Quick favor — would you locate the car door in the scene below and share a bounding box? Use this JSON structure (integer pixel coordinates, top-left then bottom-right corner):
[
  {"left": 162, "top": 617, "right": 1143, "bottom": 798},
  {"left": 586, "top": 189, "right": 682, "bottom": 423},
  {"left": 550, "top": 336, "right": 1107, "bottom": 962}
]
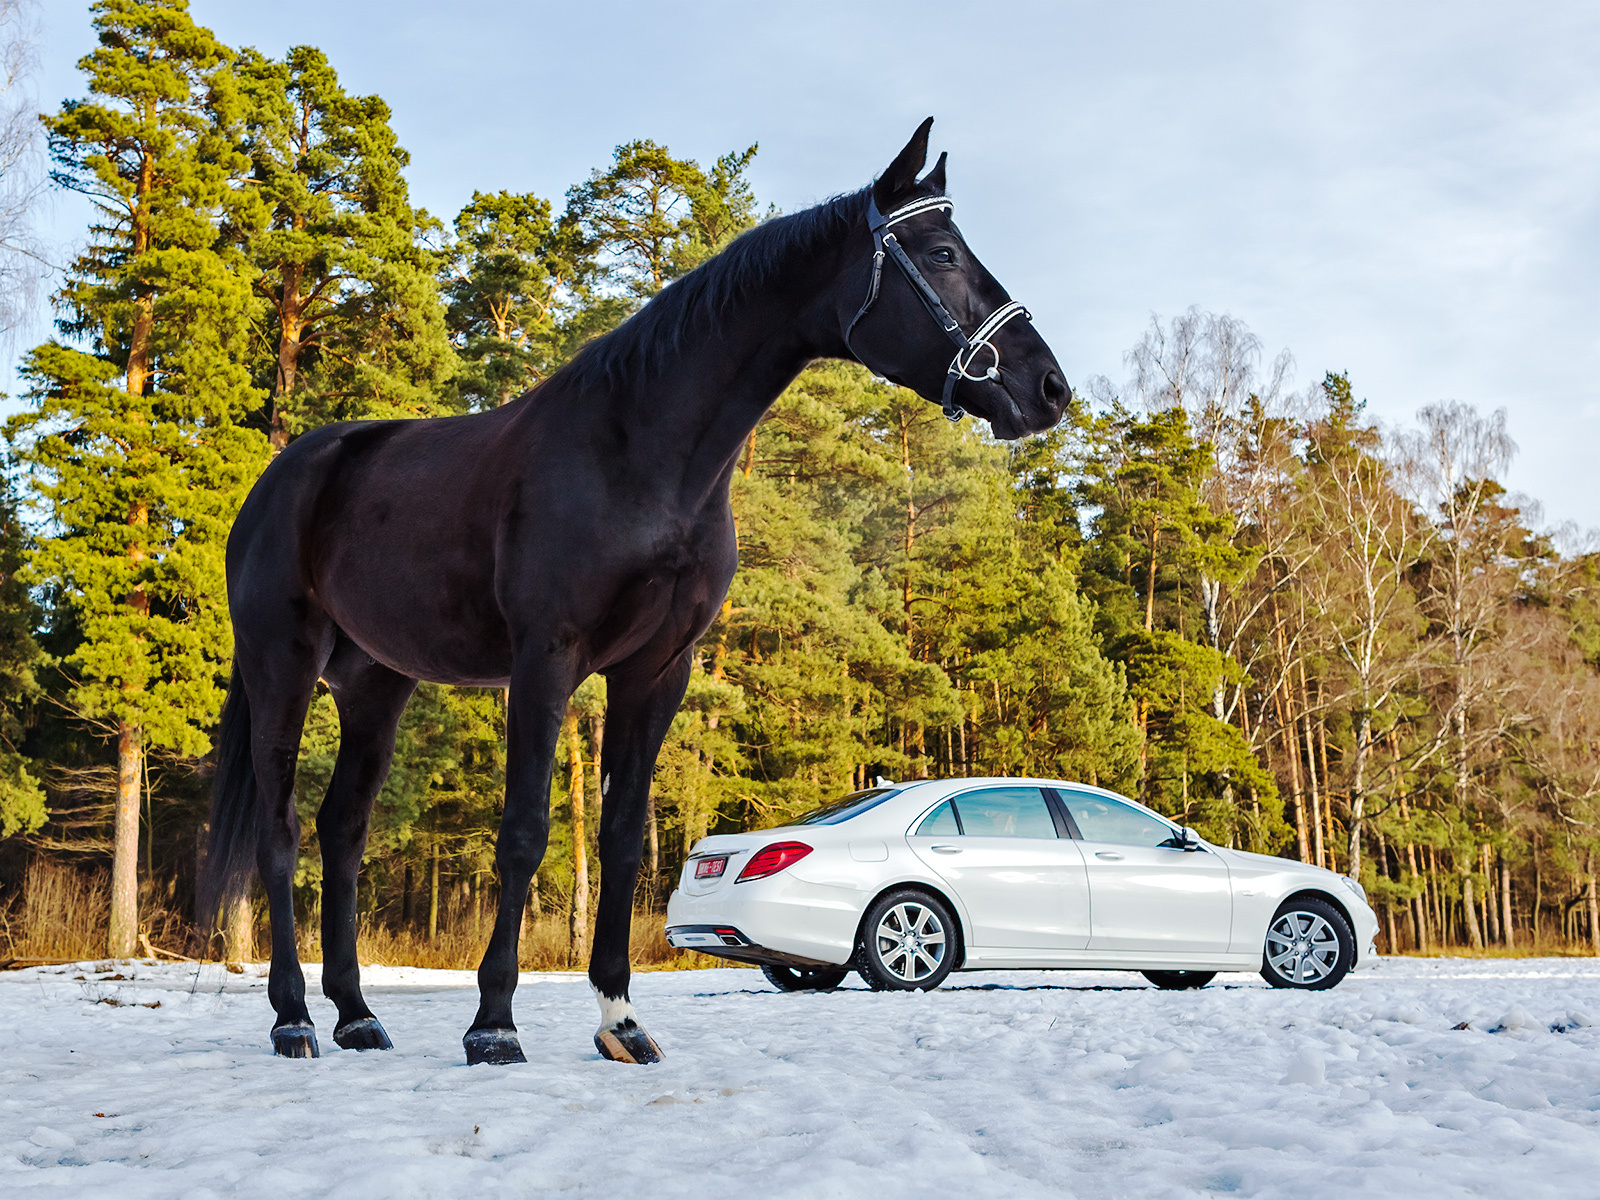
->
[
  {"left": 1053, "top": 788, "right": 1233, "bottom": 954},
  {"left": 907, "top": 786, "right": 1090, "bottom": 951}
]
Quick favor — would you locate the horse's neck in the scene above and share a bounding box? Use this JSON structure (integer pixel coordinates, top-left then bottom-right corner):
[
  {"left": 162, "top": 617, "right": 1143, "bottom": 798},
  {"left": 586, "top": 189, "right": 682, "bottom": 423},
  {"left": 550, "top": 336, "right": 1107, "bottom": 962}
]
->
[{"left": 608, "top": 248, "right": 852, "bottom": 508}]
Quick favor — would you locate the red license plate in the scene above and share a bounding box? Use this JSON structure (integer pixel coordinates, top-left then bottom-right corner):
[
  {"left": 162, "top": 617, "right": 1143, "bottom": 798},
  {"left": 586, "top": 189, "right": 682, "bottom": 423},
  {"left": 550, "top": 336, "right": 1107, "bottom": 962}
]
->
[{"left": 694, "top": 856, "right": 728, "bottom": 879}]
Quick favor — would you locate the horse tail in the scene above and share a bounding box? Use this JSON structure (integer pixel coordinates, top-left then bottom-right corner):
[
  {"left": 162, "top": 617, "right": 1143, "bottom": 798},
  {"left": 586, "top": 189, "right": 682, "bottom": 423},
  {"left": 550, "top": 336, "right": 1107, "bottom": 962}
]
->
[{"left": 198, "top": 665, "right": 258, "bottom": 933}]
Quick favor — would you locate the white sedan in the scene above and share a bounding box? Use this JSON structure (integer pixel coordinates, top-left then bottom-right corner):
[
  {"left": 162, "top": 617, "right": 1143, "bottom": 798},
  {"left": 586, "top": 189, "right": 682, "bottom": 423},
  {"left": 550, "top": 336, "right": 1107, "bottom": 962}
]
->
[{"left": 666, "top": 778, "right": 1378, "bottom": 992}]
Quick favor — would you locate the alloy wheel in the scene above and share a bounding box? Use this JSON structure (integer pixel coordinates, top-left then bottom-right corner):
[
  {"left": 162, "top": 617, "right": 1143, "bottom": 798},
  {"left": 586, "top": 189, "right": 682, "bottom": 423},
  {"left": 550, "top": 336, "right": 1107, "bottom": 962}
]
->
[
  {"left": 1265, "top": 909, "right": 1341, "bottom": 985},
  {"left": 874, "top": 901, "right": 947, "bottom": 984}
]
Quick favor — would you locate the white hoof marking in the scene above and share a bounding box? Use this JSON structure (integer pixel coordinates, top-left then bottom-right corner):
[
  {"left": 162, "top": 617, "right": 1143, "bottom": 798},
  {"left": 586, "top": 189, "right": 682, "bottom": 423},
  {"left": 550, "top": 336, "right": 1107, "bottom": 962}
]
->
[{"left": 591, "top": 983, "right": 639, "bottom": 1034}]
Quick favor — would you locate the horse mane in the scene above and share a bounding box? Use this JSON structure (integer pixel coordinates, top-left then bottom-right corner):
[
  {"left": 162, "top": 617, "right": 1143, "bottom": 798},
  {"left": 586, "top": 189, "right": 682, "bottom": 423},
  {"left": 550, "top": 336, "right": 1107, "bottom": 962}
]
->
[{"left": 554, "top": 187, "right": 872, "bottom": 395}]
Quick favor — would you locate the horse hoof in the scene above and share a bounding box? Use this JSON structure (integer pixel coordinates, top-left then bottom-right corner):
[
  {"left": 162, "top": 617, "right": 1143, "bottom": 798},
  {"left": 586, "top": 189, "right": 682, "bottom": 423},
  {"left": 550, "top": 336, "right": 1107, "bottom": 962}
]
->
[
  {"left": 334, "top": 1016, "right": 393, "bottom": 1051},
  {"left": 463, "top": 1028, "right": 526, "bottom": 1065},
  {"left": 271, "top": 1021, "right": 320, "bottom": 1059},
  {"left": 595, "top": 1019, "right": 663, "bottom": 1064}
]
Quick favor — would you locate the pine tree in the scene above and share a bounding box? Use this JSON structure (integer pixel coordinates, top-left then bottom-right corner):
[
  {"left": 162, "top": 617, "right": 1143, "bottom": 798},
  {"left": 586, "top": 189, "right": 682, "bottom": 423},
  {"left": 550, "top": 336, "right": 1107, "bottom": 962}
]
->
[
  {"left": 0, "top": 482, "right": 44, "bottom": 839},
  {"left": 443, "top": 189, "right": 596, "bottom": 410},
  {"left": 236, "top": 44, "right": 455, "bottom": 449},
  {"left": 9, "top": 0, "right": 267, "bottom": 954},
  {"left": 566, "top": 139, "right": 759, "bottom": 303}
]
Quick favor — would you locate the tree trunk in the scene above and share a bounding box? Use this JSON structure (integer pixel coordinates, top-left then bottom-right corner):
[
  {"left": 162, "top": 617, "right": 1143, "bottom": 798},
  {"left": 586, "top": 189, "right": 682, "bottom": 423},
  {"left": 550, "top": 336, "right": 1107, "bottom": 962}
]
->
[
  {"left": 428, "top": 841, "right": 440, "bottom": 940},
  {"left": 1318, "top": 727, "right": 1337, "bottom": 871},
  {"left": 1482, "top": 844, "right": 1501, "bottom": 944},
  {"left": 645, "top": 798, "right": 659, "bottom": 894},
  {"left": 901, "top": 413, "right": 917, "bottom": 656},
  {"left": 1275, "top": 686, "right": 1309, "bottom": 863},
  {"left": 109, "top": 721, "right": 142, "bottom": 957},
  {"left": 225, "top": 895, "right": 253, "bottom": 962},
  {"left": 270, "top": 263, "right": 303, "bottom": 455},
  {"left": 113, "top": 169, "right": 154, "bottom": 956},
  {"left": 1587, "top": 869, "right": 1599, "bottom": 954},
  {"left": 1406, "top": 841, "right": 1427, "bottom": 953},
  {"left": 1462, "top": 872, "right": 1483, "bottom": 949},
  {"left": 113, "top": 286, "right": 152, "bottom": 959},
  {"left": 566, "top": 709, "right": 589, "bottom": 963},
  {"left": 1301, "top": 711, "right": 1324, "bottom": 870},
  {"left": 1144, "top": 517, "right": 1159, "bottom": 633},
  {"left": 1499, "top": 858, "right": 1514, "bottom": 951},
  {"left": 1345, "top": 711, "right": 1371, "bottom": 879}
]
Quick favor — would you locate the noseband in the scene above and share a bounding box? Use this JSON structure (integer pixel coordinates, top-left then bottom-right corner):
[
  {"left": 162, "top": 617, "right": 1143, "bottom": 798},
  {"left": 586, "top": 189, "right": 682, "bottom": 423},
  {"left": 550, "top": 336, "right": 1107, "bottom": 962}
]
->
[{"left": 843, "top": 194, "right": 1032, "bottom": 422}]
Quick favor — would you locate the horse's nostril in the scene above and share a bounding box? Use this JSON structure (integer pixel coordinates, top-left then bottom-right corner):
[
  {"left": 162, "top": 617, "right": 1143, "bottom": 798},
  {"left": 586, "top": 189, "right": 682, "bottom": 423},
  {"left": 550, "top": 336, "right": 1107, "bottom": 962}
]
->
[{"left": 1041, "top": 370, "right": 1070, "bottom": 406}]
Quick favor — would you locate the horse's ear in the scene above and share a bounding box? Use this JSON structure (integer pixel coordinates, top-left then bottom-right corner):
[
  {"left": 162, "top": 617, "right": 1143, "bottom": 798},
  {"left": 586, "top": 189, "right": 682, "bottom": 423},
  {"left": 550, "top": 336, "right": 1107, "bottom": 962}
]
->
[
  {"left": 919, "top": 151, "right": 947, "bottom": 195},
  {"left": 873, "top": 117, "right": 933, "bottom": 209}
]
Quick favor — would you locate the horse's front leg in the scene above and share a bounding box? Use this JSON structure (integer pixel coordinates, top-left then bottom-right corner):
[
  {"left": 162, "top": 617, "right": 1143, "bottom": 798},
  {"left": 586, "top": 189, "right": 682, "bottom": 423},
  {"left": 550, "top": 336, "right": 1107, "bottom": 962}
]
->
[
  {"left": 590, "top": 651, "right": 694, "bottom": 1065},
  {"left": 464, "top": 647, "right": 576, "bottom": 1065}
]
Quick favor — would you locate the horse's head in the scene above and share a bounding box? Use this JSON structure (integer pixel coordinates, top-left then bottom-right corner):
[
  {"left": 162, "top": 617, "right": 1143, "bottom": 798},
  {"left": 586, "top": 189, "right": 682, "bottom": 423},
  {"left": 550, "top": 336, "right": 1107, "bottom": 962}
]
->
[{"left": 839, "top": 118, "right": 1070, "bottom": 440}]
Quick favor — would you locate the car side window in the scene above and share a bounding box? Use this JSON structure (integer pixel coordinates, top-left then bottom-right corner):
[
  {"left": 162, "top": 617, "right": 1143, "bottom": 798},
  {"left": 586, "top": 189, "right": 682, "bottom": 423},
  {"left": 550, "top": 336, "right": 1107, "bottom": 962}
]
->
[
  {"left": 1059, "top": 790, "right": 1176, "bottom": 847},
  {"left": 951, "top": 787, "right": 1058, "bottom": 839},
  {"left": 914, "top": 801, "right": 960, "bottom": 836}
]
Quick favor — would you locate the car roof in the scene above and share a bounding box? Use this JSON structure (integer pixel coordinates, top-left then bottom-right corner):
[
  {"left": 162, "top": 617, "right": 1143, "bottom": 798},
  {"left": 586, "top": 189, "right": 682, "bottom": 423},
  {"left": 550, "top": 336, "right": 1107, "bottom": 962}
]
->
[{"left": 807, "top": 777, "right": 1182, "bottom": 833}]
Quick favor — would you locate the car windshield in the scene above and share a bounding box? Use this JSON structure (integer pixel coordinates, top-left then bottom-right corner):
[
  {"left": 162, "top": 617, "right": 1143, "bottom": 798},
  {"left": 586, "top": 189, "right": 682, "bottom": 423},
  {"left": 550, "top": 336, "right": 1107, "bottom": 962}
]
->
[{"left": 790, "top": 788, "right": 901, "bottom": 826}]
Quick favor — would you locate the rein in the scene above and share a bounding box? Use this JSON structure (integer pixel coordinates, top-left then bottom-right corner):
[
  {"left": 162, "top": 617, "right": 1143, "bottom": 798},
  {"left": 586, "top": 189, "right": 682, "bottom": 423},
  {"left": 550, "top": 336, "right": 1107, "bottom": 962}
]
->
[{"left": 843, "top": 194, "right": 1032, "bottom": 422}]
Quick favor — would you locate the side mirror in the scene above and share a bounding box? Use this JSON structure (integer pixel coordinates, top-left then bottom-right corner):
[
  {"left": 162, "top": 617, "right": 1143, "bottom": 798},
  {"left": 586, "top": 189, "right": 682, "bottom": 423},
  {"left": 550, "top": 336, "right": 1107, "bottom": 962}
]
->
[{"left": 1162, "top": 826, "right": 1205, "bottom": 851}]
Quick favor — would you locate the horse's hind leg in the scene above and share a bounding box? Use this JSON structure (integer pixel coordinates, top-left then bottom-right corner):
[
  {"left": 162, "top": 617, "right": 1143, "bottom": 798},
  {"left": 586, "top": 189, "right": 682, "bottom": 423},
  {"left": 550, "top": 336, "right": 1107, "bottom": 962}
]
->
[
  {"left": 240, "top": 628, "right": 333, "bottom": 1058},
  {"left": 317, "top": 637, "right": 417, "bottom": 1050}
]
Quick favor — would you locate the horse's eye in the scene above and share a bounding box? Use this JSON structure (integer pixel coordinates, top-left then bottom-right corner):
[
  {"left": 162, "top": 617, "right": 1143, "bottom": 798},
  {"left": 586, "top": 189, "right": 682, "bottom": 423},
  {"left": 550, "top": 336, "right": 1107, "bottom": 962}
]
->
[{"left": 929, "top": 247, "right": 956, "bottom": 265}]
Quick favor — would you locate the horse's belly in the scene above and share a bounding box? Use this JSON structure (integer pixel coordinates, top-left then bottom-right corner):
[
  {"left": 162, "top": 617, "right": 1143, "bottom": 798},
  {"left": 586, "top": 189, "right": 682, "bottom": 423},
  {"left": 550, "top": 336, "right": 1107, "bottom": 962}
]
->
[{"left": 315, "top": 550, "right": 514, "bottom": 686}]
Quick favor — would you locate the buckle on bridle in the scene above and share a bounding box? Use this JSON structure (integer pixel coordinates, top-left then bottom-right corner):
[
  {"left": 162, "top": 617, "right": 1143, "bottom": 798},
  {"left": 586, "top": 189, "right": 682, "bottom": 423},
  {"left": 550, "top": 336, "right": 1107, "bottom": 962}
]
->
[{"left": 843, "top": 194, "right": 1031, "bottom": 425}]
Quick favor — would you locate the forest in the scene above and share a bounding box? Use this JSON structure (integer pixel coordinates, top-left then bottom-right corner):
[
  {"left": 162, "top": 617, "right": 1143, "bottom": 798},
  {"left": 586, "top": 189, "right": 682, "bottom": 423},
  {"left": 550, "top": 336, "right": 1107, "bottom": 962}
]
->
[{"left": 2, "top": 0, "right": 1598, "bottom": 969}]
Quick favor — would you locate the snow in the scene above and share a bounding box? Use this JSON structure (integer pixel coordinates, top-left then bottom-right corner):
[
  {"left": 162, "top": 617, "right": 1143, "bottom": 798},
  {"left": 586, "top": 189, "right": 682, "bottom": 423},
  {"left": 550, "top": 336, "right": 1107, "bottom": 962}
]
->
[{"left": 3, "top": 956, "right": 1600, "bottom": 1198}]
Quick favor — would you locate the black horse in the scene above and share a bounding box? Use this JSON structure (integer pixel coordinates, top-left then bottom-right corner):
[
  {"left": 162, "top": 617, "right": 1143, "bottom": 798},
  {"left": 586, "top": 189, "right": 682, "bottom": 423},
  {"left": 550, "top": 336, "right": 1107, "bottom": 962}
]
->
[{"left": 201, "top": 119, "right": 1070, "bottom": 1065}]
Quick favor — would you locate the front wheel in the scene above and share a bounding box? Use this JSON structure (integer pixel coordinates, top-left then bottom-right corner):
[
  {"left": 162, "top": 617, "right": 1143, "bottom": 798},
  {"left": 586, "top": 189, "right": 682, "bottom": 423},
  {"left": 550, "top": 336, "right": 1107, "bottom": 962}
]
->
[
  {"left": 761, "top": 964, "right": 850, "bottom": 992},
  {"left": 855, "top": 889, "right": 958, "bottom": 991},
  {"left": 1141, "top": 970, "right": 1215, "bottom": 990},
  {"left": 1260, "top": 897, "right": 1354, "bottom": 990}
]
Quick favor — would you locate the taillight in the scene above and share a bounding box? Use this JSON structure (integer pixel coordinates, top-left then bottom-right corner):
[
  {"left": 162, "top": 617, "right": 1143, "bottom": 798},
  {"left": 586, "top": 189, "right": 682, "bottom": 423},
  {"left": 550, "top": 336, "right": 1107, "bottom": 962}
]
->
[{"left": 736, "top": 840, "right": 813, "bottom": 882}]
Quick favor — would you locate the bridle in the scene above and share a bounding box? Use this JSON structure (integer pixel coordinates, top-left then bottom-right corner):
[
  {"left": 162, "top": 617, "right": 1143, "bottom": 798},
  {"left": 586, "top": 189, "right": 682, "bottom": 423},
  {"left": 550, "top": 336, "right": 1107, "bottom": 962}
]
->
[{"left": 843, "top": 193, "right": 1032, "bottom": 422}]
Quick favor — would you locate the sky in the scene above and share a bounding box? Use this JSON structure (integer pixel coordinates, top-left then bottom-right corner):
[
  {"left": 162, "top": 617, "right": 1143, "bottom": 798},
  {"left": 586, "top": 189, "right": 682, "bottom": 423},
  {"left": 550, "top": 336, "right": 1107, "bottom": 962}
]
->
[{"left": 21, "top": 0, "right": 1600, "bottom": 530}]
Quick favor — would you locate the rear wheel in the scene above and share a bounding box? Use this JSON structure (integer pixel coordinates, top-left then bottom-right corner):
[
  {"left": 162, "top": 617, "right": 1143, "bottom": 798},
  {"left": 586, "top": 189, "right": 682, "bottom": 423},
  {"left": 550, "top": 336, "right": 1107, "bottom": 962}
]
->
[
  {"left": 1141, "top": 970, "right": 1215, "bottom": 990},
  {"left": 760, "top": 964, "right": 849, "bottom": 992},
  {"left": 1260, "top": 897, "right": 1354, "bottom": 990},
  {"left": 854, "top": 889, "right": 958, "bottom": 992}
]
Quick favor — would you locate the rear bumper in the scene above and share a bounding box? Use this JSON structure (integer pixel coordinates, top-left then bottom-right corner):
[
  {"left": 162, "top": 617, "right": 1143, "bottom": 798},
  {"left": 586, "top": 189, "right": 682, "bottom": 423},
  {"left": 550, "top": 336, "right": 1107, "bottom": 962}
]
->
[
  {"left": 665, "top": 924, "right": 840, "bottom": 969},
  {"left": 665, "top": 879, "right": 862, "bottom": 966}
]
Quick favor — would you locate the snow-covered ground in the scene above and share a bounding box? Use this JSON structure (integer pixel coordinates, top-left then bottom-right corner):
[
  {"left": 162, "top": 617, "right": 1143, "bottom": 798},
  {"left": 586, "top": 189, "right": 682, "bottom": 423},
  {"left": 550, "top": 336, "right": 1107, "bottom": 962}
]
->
[{"left": 2, "top": 957, "right": 1598, "bottom": 1198}]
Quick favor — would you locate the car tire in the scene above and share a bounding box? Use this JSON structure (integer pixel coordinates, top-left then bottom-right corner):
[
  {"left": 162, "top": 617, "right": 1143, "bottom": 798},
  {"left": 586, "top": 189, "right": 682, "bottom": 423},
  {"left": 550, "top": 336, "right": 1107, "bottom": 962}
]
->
[
  {"left": 761, "top": 964, "right": 850, "bottom": 992},
  {"left": 854, "top": 889, "right": 958, "bottom": 992},
  {"left": 1260, "top": 896, "right": 1354, "bottom": 990},
  {"left": 1141, "top": 970, "right": 1215, "bottom": 990}
]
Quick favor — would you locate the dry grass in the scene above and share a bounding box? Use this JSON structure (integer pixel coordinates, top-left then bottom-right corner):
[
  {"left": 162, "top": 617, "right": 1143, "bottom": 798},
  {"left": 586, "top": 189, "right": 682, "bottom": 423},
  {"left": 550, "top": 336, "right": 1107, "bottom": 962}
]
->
[
  {"left": 1391, "top": 937, "right": 1600, "bottom": 960},
  {"left": 0, "top": 858, "right": 739, "bottom": 971},
  {"left": 1, "top": 859, "right": 109, "bottom": 961},
  {"left": 298, "top": 908, "right": 740, "bottom": 973}
]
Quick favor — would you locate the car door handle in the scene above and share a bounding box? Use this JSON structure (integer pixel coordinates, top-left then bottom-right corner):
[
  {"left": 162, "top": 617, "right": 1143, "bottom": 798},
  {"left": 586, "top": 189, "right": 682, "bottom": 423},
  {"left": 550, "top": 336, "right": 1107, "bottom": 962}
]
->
[
  {"left": 1094, "top": 851, "right": 1125, "bottom": 861},
  {"left": 929, "top": 844, "right": 962, "bottom": 854}
]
